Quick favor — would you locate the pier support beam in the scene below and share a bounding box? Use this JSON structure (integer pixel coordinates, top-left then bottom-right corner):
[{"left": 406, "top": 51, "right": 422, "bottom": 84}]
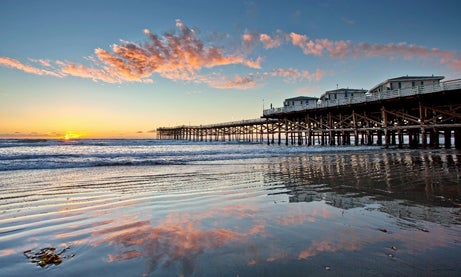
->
[
  {"left": 455, "top": 129, "right": 461, "bottom": 150},
  {"left": 444, "top": 129, "right": 452, "bottom": 148}
]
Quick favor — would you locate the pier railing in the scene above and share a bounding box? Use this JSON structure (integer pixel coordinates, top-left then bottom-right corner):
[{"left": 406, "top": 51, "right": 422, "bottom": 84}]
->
[
  {"left": 158, "top": 118, "right": 274, "bottom": 131},
  {"left": 263, "top": 79, "right": 461, "bottom": 116}
]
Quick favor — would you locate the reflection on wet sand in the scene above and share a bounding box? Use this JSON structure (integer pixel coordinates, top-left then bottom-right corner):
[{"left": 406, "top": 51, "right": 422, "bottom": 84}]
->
[
  {"left": 90, "top": 203, "right": 270, "bottom": 276},
  {"left": 264, "top": 150, "right": 461, "bottom": 224},
  {"left": 108, "top": 224, "right": 243, "bottom": 275}
]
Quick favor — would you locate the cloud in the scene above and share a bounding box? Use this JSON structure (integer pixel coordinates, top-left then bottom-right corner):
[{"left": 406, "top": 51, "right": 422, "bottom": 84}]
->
[
  {"left": 57, "top": 20, "right": 254, "bottom": 84},
  {"left": 29, "top": 58, "right": 52, "bottom": 67},
  {"left": 242, "top": 31, "right": 283, "bottom": 50},
  {"left": 0, "top": 57, "right": 63, "bottom": 78},
  {"left": 259, "top": 31, "right": 284, "bottom": 49},
  {"left": 202, "top": 67, "right": 325, "bottom": 90},
  {"left": 249, "top": 30, "right": 461, "bottom": 72},
  {"left": 285, "top": 32, "right": 461, "bottom": 71},
  {"left": 341, "top": 17, "right": 355, "bottom": 25},
  {"left": 271, "top": 68, "right": 325, "bottom": 82},
  {"left": 296, "top": 86, "right": 321, "bottom": 96},
  {"left": 59, "top": 62, "right": 121, "bottom": 83},
  {"left": 206, "top": 74, "right": 258, "bottom": 89}
]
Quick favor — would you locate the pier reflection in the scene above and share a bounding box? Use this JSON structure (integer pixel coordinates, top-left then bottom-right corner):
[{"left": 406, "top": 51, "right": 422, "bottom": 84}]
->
[{"left": 263, "top": 149, "right": 461, "bottom": 224}]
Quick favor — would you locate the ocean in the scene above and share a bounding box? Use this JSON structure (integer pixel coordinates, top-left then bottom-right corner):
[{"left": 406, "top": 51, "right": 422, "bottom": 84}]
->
[{"left": 0, "top": 139, "right": 460, "bottom": 276}]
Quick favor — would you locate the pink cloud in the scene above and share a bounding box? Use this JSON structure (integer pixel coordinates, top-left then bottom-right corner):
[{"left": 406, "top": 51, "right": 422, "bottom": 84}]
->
[
  {"left": 259, "top": 32, "right": 283, "bottom": 49},
  {"left": 0, "top": 57, "right": 63, "bottom": 78},
  {"left": 296, "top": 86, "right": 321, "bottom": 96},
  {"left": 203, "top": 66, "right": 325, "bottom": 90},
  {"left": 244, "top": 57, "right": 263, "bottom": 69},
  {"left": 29, "top": 58, "right": 52, "bottom": 67},
  {"left": 60, "top": 62, "right": 119, "bottom": 83},
  {"left": 289, "top": 32, "right": 308, "bottom": 47},
  {"left": 207, "top": 74, "right": 258, "bottom": 89},
  {"left": 242, "top": 33, "right": 258, "bottom": 51},
  {"left": 271, "top": 68, "right": 325, "bottom": 82},
  {"left": 298, "top": 239, "right": 360, "bottom": 259},
  {"left": 286, "top": 34, "right": 461, "bottom": 71}
]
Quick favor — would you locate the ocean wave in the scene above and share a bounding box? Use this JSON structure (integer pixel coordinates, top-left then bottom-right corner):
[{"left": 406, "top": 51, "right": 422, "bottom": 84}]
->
[{"left": 0, "top": 139, "right": 382, "bottom": 171}]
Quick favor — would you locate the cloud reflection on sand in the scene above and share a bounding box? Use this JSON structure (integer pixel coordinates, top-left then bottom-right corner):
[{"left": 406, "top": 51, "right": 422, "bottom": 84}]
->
[
  {"left": 95, "top": 218, "right": 248, "bottom": 276},
  {"left": 88, "top": 200, "right": 348, "bottom": 275},
  {"left": 87, "top": 197, "right": 460, "bottom": 277}
]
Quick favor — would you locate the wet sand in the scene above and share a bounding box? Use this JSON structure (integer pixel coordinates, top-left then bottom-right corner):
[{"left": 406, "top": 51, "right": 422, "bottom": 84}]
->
[{"left": 1, "top": 144, "right": 460, "bottom": 276}]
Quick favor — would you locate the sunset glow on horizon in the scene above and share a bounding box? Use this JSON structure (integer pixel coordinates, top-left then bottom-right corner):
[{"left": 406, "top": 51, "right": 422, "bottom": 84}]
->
[{"left": 1, "top": 0, "right": 460, "bottom": 139}]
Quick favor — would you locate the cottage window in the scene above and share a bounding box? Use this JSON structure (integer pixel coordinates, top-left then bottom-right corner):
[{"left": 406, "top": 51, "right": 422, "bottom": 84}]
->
[
  {"left": 412, "top": 81, "right": 415, "bottom": 87},
  {"left": 398, "top": 82, "right": 402, "bottom": 89}
]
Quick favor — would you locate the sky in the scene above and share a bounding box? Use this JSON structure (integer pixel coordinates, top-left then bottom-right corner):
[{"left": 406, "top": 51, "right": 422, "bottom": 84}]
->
[{"left": 1, "top": 0, "right": 460, "bottom": 139}]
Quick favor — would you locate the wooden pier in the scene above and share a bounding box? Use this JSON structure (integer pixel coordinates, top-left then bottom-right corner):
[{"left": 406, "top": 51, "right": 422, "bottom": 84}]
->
[{"left": 157, "top": 79, "right": 461, "bottom": 149}]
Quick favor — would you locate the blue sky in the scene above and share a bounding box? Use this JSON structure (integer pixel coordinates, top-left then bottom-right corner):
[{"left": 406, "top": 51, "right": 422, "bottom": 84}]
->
[{"left": 1, "top": 0, "right": 460, "bottom": 138}]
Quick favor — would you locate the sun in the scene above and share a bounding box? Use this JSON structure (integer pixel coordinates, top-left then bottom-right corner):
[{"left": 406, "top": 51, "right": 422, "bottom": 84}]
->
[{"left": 63, "top": 132, "right": 81, "bottom": 140}]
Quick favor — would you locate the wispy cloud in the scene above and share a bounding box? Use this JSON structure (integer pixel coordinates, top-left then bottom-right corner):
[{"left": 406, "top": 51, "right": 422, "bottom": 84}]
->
[
  {"left": 296, "top": 86, "right": 321, "bottom": 96},
  {"left": 0, "top": 57, "right": 63, "bottom": 78},
  {"left": 270, "top": 68, "right": 325, "bottom": 82},
  {"left": 283, "top": 31, "right": 461, "bottom": 71},
  {"left": 201, "top": 68, "right": 326, "bottom": 90},
  {"left": 28, "top": 58, "right": 52, "bottom": 67},
  {"left": 340, "top": 17, "right": 355, "bottom": 25},
  {"left": 244, "top": 29, "right": 461, "bottom": 72},
  {"left": 207, "top": 74, "right": 258, "bottom": 89}
]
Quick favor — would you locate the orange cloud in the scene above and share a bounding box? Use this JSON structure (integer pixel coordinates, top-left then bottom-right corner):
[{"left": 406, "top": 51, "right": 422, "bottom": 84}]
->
[
  {"left": 0, "top": 57, "right": 63, "bottom": 78},
  {"left": 57, "top": 20, "right": 252, "bottom": 84},
  {"left": 60, "top": 62, "right": 119, "bottom": 83}
]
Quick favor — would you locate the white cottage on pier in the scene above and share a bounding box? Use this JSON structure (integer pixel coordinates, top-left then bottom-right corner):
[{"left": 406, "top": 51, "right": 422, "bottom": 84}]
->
[
  {"left": 319, "top": 88, "right": 367, "bottom": 102},
  {"left": 368, "top": 75, "right": 444, "bottom": 94},
  {"left": 283, "top": 96, "right": 319, "bottom": 108}
]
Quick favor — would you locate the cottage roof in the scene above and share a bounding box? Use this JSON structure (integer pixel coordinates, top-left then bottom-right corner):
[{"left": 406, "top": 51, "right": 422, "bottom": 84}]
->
[
  {"left": 284, "top": 96, "right": 318, "bottom": 102},
  {"left": 388, "top": 76, "right": 444, "bottom": 82},
  {"left": 319, "top": 88, "right": 366, "bottom": 99},
  {"left": 324, "top": 88, "right": 366, "bottom": 94}
]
